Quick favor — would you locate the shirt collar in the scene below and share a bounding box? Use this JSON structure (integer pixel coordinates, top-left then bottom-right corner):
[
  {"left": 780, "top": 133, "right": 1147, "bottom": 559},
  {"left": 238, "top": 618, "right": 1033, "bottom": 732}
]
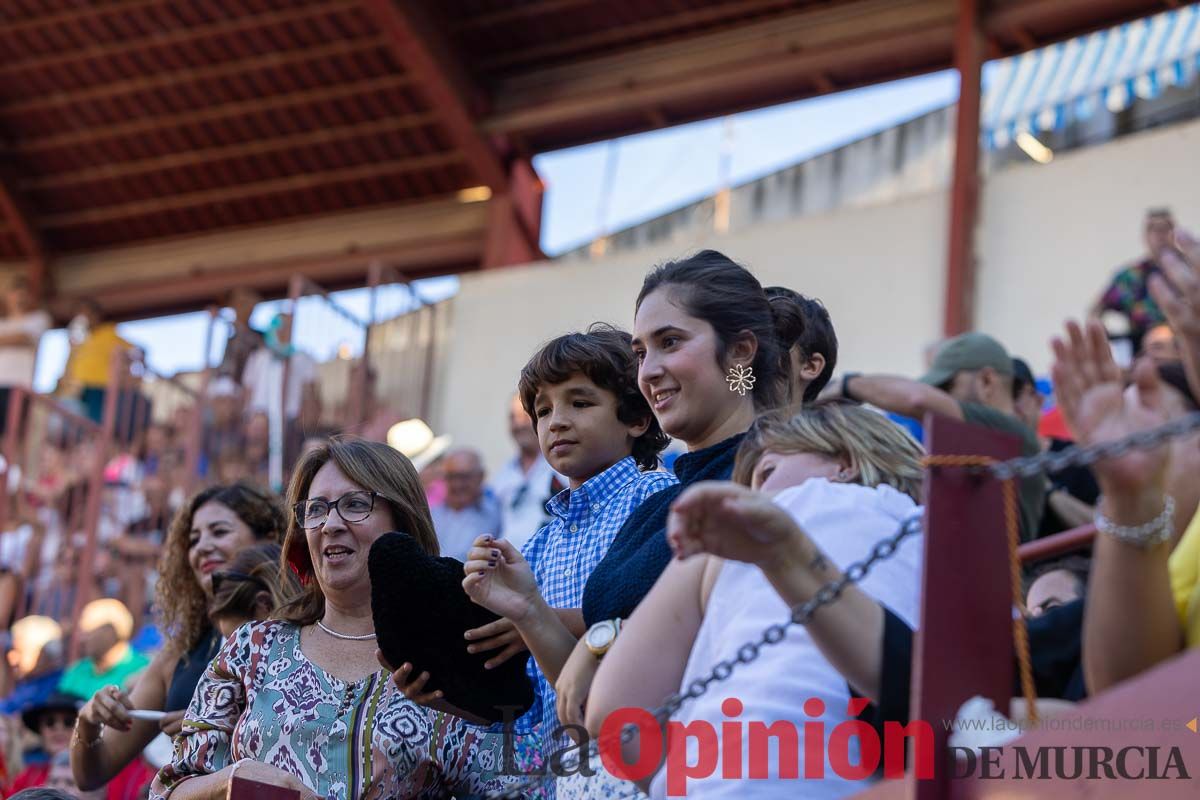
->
[{"left": 546, "top": 456, "right": 641, "bottom": 519}]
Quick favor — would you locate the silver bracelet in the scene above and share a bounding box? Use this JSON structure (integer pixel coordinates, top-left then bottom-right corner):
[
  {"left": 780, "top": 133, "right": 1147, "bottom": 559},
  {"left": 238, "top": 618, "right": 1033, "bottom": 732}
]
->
[{"left": 1094, "top": 495, "right": 1175, "bottom": 548}]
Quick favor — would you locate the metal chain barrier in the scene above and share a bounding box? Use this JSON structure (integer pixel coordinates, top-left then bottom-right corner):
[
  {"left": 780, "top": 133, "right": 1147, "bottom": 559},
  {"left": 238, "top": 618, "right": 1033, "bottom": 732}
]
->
[{"left": 486, "top": 410, "right": 1200, "bottom": 798}]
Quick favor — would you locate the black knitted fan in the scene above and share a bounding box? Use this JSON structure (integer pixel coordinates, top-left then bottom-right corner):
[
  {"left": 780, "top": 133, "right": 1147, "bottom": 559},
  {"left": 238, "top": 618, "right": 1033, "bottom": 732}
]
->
[{"left": 368, "top": 531, "right": 534, "bottom": 723}]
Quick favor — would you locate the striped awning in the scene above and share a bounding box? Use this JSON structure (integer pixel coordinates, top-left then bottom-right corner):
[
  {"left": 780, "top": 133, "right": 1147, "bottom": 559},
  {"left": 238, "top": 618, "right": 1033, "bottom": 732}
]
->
[{"left": 983, "top": 3, "right": 1200, "bottom": 148}]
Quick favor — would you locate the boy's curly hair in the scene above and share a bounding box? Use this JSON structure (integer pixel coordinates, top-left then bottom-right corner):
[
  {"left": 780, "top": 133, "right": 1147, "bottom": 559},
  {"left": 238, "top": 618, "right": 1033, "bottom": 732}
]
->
[{"left": 518, "top": 323, "right": 669, "bottom": 471}]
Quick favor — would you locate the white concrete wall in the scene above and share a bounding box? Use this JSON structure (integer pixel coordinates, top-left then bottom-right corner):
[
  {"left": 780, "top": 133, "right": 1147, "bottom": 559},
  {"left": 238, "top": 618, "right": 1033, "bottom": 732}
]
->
[
  {"left": 435, "top": 116, "right": 1200, "bottom": 476},
  {"left": 976, "top": 117, "right": 1200, "bottom": 374}
]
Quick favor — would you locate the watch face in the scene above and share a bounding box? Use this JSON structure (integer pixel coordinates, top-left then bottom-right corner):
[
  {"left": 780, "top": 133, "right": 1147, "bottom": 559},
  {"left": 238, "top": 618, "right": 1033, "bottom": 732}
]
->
[{"left": 586, "top": 623, "right": 614, "bottom": 650}]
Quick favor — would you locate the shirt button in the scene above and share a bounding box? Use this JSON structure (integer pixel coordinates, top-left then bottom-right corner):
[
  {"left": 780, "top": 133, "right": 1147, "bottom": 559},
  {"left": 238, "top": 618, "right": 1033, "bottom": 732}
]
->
[
  {"left": 564, "top": 569, "right": 573, "bottom": 576},
  {"left": 570, "top": 524, "right": 578, "bottom": 532},
  {"left": 592, "top": 503, "right": 601, "bottom": 511}
]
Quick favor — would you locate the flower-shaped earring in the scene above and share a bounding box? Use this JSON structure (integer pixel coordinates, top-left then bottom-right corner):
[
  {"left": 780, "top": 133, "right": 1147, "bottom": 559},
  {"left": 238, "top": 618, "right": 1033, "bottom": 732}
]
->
[{"left": 726, "top": 364, "right": 756, "bottom": 396}]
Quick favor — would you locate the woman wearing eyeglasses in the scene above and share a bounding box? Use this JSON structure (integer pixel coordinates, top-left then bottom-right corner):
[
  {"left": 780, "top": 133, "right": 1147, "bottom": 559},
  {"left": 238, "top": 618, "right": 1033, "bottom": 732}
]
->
[
  {"left": 71, "top": 484, "right": 285, "bottom": 794},
  {"left": 149, "top": 436, "right": 527, "bottom": 800}
]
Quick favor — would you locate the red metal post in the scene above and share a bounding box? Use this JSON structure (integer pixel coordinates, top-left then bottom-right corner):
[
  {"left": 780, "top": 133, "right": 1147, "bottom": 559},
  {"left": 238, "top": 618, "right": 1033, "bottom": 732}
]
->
[
  {"left": 911, "top": 414, "right": 1022, "bottom": 800},
  {"left": 943, "top": 0, "right": 984, "bottom": 336},
  {"left": 68, "top": 350, "right": 123, "bottom": 661},
  {"left": 0, "top": 387, "right": 26, "bottom": 534},
  {"left": 1017, "top": 523, "right": 1096, "bottom": 565},
  {"left": 181, "top": 306, "right": 220, "bottom": 489}
]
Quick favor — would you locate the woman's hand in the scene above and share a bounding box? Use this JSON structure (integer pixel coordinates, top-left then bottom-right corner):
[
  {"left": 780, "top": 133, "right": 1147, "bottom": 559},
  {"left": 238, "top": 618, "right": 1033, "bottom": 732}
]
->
[
  {"left": 667, "top": 481, "right": 814, "bottom": 568},
  {"left": 555, "top": 638, "right": 600, "bottom": 737},
  {"left": 159, "top": 710, "right": 185, "bottom": 738},
  {"left": 462, "top": 536, "right": 540, "bottom": 624},
  {"left": 375, "top": 652, "right": 493, "bottom": 725},
  {"left": 227, "top": 759, "right": 322, "bottom": 800},
  {"left": 377, "top": 654, "right": 444, "bottom": 706},
  {"left": 1050, "top": 320, "right": 1171, "bottom": 499},
  {"left": 79, "top": 684, "right": 134, "bottom": 733}
]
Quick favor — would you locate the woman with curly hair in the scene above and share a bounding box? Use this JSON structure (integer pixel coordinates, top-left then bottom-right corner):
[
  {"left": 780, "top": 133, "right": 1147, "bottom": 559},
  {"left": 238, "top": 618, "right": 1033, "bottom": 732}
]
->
[{"left": 69, "top": 484, "right": 285, "bottom": 793}]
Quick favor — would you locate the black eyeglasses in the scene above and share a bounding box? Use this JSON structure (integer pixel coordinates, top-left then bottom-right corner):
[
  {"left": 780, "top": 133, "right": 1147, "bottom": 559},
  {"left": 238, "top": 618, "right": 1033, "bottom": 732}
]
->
[
  {"left": 293, "top": 490, "right": 379, "bottom": 529},
  {"left": 211, "top": 570, "right": 265, "bottom": 596}
]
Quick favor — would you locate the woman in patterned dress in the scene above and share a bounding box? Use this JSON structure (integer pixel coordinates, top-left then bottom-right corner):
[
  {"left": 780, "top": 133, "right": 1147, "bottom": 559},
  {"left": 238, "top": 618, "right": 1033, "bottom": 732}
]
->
[{"left": 150, "top": 437, "right": 531, "bottom": 800}]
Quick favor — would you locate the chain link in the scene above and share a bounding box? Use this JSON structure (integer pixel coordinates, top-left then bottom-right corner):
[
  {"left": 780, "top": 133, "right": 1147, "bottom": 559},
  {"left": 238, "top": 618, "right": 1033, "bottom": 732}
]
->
[
  {"left": 487, "top": 412, "right": 1199, "bottom": 798},
  {"left": 988, "top": 410, "right": 1200, "bottom": 481}
]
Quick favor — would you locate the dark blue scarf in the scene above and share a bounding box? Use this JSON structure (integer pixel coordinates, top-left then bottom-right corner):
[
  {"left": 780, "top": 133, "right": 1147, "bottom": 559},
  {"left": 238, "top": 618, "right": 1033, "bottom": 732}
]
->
[{"left": 582, "top": 433, "right": 745, "bottom": 626}]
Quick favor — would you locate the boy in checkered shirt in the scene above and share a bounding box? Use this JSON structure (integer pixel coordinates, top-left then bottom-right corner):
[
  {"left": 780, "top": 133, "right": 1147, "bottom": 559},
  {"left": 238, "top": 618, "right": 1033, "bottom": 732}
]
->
[{"left": 462, "top": 323, "right": 677, "bottom": 762}]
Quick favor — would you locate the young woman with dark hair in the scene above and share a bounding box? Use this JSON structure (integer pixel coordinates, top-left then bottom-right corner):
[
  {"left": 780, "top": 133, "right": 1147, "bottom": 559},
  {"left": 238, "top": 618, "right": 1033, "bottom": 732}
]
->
[
  {"left": 765, "top": 286, "right": 839, "bottom": 405},
  {"left": 547, "top": 251, "right": 807, "bottom": 792}
]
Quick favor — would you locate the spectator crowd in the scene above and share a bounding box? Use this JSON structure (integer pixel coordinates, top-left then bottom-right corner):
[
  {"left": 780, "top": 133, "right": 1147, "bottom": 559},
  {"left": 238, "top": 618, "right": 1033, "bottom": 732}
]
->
[{"left": 0, "top": 205, "right": 1196, "bottom": 799}]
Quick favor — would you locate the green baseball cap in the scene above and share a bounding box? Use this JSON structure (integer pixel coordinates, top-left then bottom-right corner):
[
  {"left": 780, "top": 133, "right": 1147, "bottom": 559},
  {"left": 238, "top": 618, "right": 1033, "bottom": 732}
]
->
[{"left": 920, "top": 332, "right": 1013, "bottom": 387}]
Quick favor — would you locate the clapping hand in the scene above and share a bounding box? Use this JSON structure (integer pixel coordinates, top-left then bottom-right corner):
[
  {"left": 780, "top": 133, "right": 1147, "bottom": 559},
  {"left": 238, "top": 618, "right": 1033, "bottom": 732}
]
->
[
  {"left": 667, "top": 481, "right": 816, "bottom": 568},
  {"left": 1050, "top": 319, "right": 1170, "bottom": 498}
]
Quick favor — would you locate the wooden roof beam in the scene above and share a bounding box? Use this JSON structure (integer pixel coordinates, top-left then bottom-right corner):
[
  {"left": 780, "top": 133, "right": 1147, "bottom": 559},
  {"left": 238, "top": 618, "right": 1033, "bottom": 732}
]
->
[
  {"left": 22, "top": 114, "right": 441, "bottom": 191},
  {"left": 484, "top": 0, "right": 955, "bottom": 149},
  {"left": 479, "top": 0, "right": 817, "bottom": 72},
  {"left": 361, "top": 0, "right": 508, "bottom": 191},
  {"left": 8, "top": 75, "right": 415, "bottom": 155},
  {"left": 0, "top": 0, "right": 167, "bottom": 38},
  {"left": 39, "top": 152, "right": 464, "bottom": 229},
  {"left": 51, "top": 236, "right": 482, "bottom": 323},
  {"left": 481, "top": 0, "right": 1167, "bottom": 153},
  {"left": 0, "top": 0, "right": 363, "bottom": 80},
  {"left": 1, "top": 35, "right": 389, "bottom": 115},
  {"left": 453, "top": 0, "right": 595, "bottom": 31},
  {"left": 983, "top": 0, "right": 1168, "bottom": 41}
]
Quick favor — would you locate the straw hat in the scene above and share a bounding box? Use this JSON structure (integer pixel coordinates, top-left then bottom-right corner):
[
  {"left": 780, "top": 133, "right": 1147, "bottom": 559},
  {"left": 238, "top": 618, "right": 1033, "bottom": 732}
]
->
[{"left": 386, "top": 418, "right": 452, "bottom": 472}]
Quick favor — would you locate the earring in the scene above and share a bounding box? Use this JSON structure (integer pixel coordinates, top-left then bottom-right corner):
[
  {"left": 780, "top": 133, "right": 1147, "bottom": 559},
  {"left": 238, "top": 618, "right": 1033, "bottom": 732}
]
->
[{"left": 726, "top": 364, "right": 756, "bottom": 396}]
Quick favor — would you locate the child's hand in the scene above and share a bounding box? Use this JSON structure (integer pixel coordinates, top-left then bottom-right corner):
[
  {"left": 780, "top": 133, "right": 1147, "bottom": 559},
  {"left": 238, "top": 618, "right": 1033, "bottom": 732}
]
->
[{"left": 461, "top": 536, "right": 540, "bottom": 625}]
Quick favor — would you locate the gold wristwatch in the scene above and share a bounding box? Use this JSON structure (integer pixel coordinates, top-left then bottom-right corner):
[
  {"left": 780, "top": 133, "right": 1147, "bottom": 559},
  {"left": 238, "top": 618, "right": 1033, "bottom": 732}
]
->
[{"left": 584, "top": 618, "right": 621, "bottom": 657}]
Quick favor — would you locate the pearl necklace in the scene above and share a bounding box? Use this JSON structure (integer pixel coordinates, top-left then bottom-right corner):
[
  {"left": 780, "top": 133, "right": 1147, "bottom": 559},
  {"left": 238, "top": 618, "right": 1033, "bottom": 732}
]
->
[{"left": 316, "top": 620, "right": 377, "bottom": 641}]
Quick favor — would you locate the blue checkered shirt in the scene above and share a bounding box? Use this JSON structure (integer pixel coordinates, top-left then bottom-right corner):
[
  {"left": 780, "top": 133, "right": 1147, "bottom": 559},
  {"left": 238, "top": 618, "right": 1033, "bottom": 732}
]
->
[{"left": 517, "top": 456, "right": 677, "bottom": 753}]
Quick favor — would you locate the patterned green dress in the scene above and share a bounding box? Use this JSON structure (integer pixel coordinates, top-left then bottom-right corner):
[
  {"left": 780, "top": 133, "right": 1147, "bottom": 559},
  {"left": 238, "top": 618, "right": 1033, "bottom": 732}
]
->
[{"left": 150, "top": 620, "right": 540, "bottom": 799}]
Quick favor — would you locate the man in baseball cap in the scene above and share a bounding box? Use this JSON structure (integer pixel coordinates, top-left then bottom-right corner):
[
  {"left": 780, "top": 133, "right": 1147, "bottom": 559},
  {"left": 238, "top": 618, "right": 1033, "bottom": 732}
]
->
[
  {"left": 919, "top": 332, "right": 1014, "bottom": 396},
  {"left": 824, "top": 331, "right": 1043, "bottom": 539}
]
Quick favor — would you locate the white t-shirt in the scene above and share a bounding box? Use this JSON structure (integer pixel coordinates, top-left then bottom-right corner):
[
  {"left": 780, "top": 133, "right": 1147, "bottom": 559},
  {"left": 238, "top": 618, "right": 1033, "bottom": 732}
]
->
[
  {"left": 0, "top": 309, "right": 51, "bottom": 386},
  {"left": 648, "top": 479, "right": 925, "bottom": 800},
  {"left": 243, "top": 348, "right": 317, "bottom": 419}
]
